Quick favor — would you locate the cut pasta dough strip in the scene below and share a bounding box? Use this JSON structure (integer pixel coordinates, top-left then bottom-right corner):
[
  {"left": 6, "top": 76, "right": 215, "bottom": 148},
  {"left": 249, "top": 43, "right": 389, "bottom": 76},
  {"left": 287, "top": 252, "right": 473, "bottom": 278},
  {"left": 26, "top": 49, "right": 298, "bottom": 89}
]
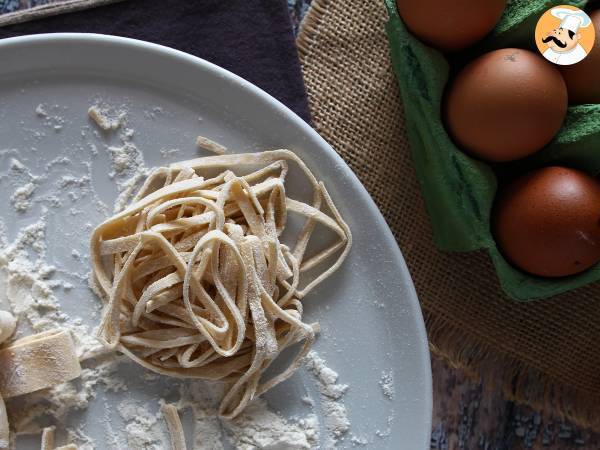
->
[
  {"left": 0, "top": 329, "right": 82, "bottom": 399},
  {"left": 161, "top": 404, "right": 187, "bottom": 450},
  {"left": 0, "top": 311, "right": 15, "bottom": 450},
  {"left": 90, "top": 150, "right": 351, "bottom": 419},
  {"left": 0, "top": 395, "right": 7, "bottom": 450},
  {"left": 40, "top": 426, "right": 55, "bottom": 450},
  {"left": 196, "top": 135, "right": 227, "bottom": 155}
]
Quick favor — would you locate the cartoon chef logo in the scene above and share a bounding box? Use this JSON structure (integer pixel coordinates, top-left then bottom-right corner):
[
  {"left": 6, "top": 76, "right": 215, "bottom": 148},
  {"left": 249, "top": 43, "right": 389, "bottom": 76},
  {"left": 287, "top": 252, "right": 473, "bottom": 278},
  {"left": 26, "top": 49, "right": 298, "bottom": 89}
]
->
[{"left": 536, "top": 6, "right": 595, "bottom": 65}]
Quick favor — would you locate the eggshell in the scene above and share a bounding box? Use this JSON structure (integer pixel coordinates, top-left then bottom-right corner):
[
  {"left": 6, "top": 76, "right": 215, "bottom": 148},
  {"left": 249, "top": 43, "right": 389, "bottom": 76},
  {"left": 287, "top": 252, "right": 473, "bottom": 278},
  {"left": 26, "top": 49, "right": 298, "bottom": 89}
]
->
[
  {"left": 559, "top": 10, "right": 600, "bottom": 104},
  {"left": 444, "top": 48, "right": 568, "bottom": 162},
  {"left": 494, "top": 167, "right": 600, "bottom": 277},
  {"left": 396, "top": 0, "right": 506, "bottom": 51}
]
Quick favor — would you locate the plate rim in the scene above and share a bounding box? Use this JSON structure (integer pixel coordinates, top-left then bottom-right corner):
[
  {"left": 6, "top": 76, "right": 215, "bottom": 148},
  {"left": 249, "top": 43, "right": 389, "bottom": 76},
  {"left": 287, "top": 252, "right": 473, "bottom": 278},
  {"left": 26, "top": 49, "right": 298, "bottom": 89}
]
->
[{"left": 0, "top": 32, "right": 432, "bottom": 447}]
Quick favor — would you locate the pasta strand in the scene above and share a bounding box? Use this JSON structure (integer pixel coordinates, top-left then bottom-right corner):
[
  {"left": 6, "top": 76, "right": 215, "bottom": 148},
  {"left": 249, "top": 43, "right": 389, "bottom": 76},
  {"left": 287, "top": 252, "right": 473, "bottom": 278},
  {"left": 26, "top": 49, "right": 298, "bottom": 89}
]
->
[{"left": 90, "top": 150, "right": 351, "bottom": 419}]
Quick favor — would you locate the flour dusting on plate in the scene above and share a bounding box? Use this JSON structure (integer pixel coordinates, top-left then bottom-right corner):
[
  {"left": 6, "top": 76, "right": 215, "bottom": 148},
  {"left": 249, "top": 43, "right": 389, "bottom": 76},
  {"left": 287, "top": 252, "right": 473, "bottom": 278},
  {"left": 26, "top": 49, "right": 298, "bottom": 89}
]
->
[{"left": 0, "top": 102, "right": 359, "bottom": 449}]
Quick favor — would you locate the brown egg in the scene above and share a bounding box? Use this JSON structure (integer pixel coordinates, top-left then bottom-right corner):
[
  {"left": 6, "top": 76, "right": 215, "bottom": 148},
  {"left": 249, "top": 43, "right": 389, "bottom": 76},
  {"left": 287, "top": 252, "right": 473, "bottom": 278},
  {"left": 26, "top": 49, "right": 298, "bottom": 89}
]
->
[
  {"left": 494, "top": 167, "right": 600, "bottom": 277},
  {"left": 559, "top": 10, "right": 600, "bottom": 104},
  {"left": 396, "top": 0, "right": 506, "bottom": 51},
  {"left": 445, "top": 49, "right": 568, "bottom": 162}
]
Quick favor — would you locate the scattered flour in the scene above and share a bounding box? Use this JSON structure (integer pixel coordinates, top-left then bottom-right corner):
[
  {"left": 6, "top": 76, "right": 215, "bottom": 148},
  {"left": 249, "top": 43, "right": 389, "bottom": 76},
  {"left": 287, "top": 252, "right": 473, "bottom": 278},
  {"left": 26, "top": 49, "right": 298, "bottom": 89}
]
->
[
  {"left": 176, "top": 382, "right": 225, "bottom": 450},
  {"left": 2, "top": 102, "right": 361, "bottom": 450},
  {"left": 34, "top": 104, "right": 67, "bottom": 131},
  {"left": 350, "top": 434, "right": 369, "bottom": 446},
  {"left": 112, "top": 169, "right": 149, "bottom": 214},
  {"left": 45, "top": 156, "right": 71, "bottom": 171},
  {"left": 58, "top": 174, "right": 91, "bottom": 189},
  {"left": 379, "top": 369, "right": 395, "bottom": 400},
  {"left": 160, "top": 148, "right": 181, "bottom": 159},
  {"left": 107, "top": 142, "right": 144, "bottom": 178},
  {"left": 102, "top": 401, "right": 122, "bottom": 449},
  {"left": 5, "top": 151, "right": 108, "bottom": 217},
  {"left": 35, "top": 104, "right": 47, "bottom": 118},
  {"left": 122, "top": 128, "right": 135, "bottom": 140},
  {"left": 118, "top": 398, "right": 169, "bottom": 450},
  {"left": 66, "top": 426, "right": 95, "bottom": 450},
  {"left": 143, "top": 106, "right": 165, "bottom": 120},
  {"left": 0, "top": 217, "right": 104, "bottom": 360},
  {"left": 89, "top": 143, "right": 99, "bottom": 157},
  {"left": 7, "top": 357, "right": 125, "bottom": 434},
  {"left": 373, "top": 299, "right": 385, "bottom": 309},
  {"left": 142, "top": 372, "right": 159, "bottom": 382},
  {"left": 304, "top": 351, "right": 351, "bottom": 447},
  {"left": 116, "top": 383, "right": 315, "bottom": 450},
  {"left": 10, "top": 158, "right": 26, "bottom": 172},
  {"left": 175, "top": 381, "right": 320, "bottom": 450},
  {"left": 375, "top": 411, "right": 396, "bottom": 439},
  {"left": 1, "top": 219, "right": 65, "bottom": 330},
  {"left": 10, "top": 182, "right": 36, "bottom": 212},
  {"left": 105, "top": 138, "right": 149, "bottom": 213},
  {"left": 225, "top": 399, "right": 319, "bottom": 450}
]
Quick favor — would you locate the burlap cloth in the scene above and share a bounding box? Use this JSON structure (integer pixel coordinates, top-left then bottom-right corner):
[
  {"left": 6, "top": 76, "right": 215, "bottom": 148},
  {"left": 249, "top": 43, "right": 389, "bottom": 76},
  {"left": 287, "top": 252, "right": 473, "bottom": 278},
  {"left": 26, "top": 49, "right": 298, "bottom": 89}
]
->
[{"left": 297, "top": 0, "right": 600, "bottom": 430}]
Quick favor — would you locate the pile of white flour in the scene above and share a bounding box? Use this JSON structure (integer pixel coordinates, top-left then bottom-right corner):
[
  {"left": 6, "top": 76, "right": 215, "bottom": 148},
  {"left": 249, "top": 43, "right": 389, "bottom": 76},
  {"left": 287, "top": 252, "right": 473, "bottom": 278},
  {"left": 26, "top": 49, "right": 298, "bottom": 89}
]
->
[{"left": 0, "top": 102, "right": 355, "bottom": 449}]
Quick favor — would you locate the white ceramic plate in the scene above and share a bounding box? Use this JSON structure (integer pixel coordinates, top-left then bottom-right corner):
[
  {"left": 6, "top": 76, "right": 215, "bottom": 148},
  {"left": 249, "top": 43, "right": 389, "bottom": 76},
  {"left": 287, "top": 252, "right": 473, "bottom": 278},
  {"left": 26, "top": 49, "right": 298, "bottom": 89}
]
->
[{"left": 0, "top": 34, "right": 431, "bottom": 449}]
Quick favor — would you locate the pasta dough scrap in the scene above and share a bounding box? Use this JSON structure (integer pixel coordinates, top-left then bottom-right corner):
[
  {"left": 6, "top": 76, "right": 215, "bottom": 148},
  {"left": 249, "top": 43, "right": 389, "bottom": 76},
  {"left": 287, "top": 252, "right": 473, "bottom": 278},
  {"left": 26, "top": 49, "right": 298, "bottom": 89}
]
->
[
  {"left": 0, "top": 329, "right": 82, "bottom": 399},
  {"left": 0, "top": 323, "right": 81, "bottom": 448},
  {"left": 196, "top": 136, "right": 227, "bottom": 155},
  {"left": 88, "top": 105, "right": 125, "bottom": 131},
  {"left": 40, "top": 426, "right": 55, "bottom": 450},
  {"left": 39, "top": 427, "right": 77, "bottom": 450},
  {"left": 0, "top": 395, "right": 7, "bottom": 449},
  {"left": 0, "top": 310, "right": 16, "bottom": 449},
  {"left": 161, "top": 404, "right": 186, "bottom": 450},
  {"left": 90, "top": 150, "right": 351, "bottom": 419}
]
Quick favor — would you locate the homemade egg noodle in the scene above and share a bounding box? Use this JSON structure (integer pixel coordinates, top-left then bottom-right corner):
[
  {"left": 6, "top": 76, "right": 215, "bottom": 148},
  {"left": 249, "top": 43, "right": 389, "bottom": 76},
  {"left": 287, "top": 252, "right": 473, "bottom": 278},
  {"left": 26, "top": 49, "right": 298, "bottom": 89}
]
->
[
  {"left": 90, "top": 150, "right": 352, "bottom": 419},
  {"left": 0, "top": 327, "right": 82, "bottom": 447}
]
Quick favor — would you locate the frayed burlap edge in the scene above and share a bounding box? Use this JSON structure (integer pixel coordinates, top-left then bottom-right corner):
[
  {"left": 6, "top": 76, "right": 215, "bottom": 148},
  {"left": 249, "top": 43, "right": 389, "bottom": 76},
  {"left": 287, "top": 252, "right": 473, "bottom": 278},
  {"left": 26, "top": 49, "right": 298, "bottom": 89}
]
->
[
  {"left": 0, "top": 0, "right": 125, "bottom": 27},
  {"left": 296, "top": 0, "right": 600, "bottom": 432},
  {"left": 427, "top": 313, "right": 600, "bottom": 430},
  {"left": 297, "top": 0, "right": 330, "bottom": 55}
]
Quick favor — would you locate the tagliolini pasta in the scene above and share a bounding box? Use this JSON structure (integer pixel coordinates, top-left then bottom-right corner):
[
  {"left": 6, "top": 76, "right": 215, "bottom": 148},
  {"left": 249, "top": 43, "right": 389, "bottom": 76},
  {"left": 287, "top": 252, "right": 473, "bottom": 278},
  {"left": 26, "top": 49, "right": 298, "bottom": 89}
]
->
[
  {"left": 90, "top": 150, "right": 351, "bottom": 419},
  {"left": 161, "top": 404, "right": 186, "bottom": 450}
]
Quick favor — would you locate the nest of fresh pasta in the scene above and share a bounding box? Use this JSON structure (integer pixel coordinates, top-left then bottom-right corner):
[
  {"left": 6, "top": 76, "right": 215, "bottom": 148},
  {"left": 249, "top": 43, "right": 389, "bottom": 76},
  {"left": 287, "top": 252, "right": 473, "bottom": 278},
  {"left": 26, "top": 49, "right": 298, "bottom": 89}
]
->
[{"left": 90, "top": 150, "right": 351, "bottom": 419}]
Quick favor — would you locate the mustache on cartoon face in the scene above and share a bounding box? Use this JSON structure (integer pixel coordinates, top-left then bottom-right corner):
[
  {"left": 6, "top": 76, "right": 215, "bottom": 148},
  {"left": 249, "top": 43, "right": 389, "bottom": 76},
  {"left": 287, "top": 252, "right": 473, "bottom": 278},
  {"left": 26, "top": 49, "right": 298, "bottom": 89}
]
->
[{"left": 542, "top": 35, "right": 567, "bottom": 48}]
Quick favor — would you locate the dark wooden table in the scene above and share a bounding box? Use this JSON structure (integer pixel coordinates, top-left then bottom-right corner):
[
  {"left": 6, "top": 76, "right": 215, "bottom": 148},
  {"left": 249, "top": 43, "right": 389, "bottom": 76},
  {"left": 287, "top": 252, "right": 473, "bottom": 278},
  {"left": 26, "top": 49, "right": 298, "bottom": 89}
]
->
[{"left": 431, "top": 356, "right": 600, "bottom": 449}]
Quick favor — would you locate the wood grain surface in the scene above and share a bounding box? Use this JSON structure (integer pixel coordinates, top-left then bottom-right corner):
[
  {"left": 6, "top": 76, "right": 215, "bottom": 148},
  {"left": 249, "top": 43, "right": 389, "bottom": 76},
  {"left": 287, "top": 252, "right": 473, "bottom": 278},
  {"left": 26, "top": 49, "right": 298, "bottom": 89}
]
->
[{"left": 431, "top": 356, "right": 600, "bottom": 449}]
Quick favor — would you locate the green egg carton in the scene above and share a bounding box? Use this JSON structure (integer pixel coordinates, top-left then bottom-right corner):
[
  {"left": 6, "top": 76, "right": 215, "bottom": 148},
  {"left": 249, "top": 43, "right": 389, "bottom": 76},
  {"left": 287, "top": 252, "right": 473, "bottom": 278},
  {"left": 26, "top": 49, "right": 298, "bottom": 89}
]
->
[{"left": 384, "top": 0, "right": 600, "bottom": 301}]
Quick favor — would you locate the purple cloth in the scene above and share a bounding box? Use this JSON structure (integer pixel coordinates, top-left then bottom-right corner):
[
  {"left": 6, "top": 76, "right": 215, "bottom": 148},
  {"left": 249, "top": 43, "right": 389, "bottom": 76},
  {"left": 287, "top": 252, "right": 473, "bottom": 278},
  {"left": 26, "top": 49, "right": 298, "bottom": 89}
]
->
[{"left": 0, "top": 0, "right": 311, "bottom": 122}]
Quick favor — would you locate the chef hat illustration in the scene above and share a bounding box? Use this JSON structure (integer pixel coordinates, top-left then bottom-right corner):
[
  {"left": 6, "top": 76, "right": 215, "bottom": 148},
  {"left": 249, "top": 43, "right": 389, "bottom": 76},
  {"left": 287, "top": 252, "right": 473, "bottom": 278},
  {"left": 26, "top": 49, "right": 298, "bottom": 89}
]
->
[{"left": 551, "top": 7, "right": 592, "bottom": 33}]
